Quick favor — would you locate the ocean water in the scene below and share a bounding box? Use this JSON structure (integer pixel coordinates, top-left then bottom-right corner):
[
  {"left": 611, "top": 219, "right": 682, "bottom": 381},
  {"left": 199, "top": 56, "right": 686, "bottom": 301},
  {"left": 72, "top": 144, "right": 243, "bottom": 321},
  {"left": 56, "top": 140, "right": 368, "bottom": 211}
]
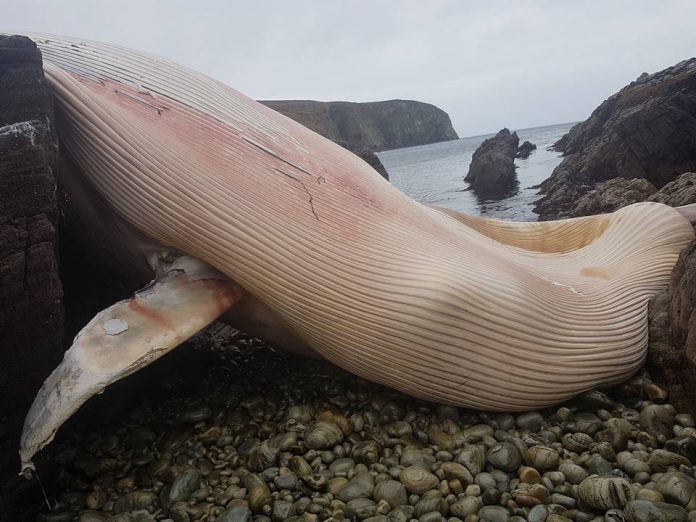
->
[{"left": 377, "top": 122, "right": 576, "bottom": 222}]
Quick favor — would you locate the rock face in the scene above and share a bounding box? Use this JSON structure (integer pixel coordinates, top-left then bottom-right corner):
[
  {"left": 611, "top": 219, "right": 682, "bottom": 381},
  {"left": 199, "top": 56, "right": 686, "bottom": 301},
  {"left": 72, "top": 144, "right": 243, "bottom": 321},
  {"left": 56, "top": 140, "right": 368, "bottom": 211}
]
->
[
  {"left": 0, "top": 35, "right": 63, "bottom": 406},
  {"left": 516, "top": 140, "right": 537, "bottom": 159},
  {"left": 260, "top": 99, "right": 458, "bottom": 152},
  {"left": 536, "top": 58, "right": 696, "bottom": 220},
  {"left": 648, "top": 240, "right": 696, "bottom": 415},
  {"left": 465, "top": 128, "right": 519, "bottom": 198},
  {"left": 0, "top": 34, "right": 64, "bottom": 520},
  {"left": 545, "top": 172, "right": 696, "bottom": 219}
]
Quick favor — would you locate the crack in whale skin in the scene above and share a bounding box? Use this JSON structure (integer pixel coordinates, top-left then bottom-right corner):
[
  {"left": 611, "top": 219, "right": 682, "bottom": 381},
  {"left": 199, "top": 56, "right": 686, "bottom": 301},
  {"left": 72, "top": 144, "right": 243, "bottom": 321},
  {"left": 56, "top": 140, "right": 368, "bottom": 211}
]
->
[{"left": 10, "top": 32, "right": 696, "bottom": 472}]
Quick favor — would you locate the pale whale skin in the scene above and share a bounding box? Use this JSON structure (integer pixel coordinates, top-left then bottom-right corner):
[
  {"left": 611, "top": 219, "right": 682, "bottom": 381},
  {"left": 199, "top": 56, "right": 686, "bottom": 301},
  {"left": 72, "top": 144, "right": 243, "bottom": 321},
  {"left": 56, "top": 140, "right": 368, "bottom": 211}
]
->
[{"left": 25, "top": 34, "right": 695, "bottom": 415}]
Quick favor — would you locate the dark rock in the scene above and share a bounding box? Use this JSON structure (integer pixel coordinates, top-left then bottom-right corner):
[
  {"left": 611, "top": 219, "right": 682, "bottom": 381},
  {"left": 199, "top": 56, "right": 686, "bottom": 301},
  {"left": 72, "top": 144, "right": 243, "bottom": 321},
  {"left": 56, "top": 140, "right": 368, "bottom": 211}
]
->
[
  {"left": 536, "top": 58, "right": 696, "bottom": 220},
  {"left": 647, "top": 240, "right": 696, "bottom": 415},
  {"left": 565, "top": 178, "right": 657, "bottom": 218},
  {"left": 649, "top": 172, "right": 696, "bottom": 206},
  {"left": 465, "top": 128, "right": 519, "bottom": 198},
  {"left": 0, "top": 34, "right": 64, "bottom": 521},
  {"left": 261, "top": 99, "right": 458, "bottom": 152},
  {"left": 356, "top": 149, "right": 389, "bottom": 180},
  {"left": 516, "top": 140, "right": 537, "bottom": 159},
  {"left": 0, "top": 34, "right": 63, "bottom": 405}
]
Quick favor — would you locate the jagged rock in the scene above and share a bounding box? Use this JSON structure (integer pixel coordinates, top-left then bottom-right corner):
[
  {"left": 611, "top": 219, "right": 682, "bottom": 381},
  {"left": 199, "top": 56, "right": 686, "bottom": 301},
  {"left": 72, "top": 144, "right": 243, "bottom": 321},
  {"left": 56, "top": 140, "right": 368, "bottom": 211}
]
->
[
  {"left": 649, "top": 172, "right": 696, "bottom": 206},
  {"left": 647, "top": 240, "right": 696, "bottom": 415},
  {"left": 516, "top": 140, "right": 537, "bottom": 159},
  {"left": 566, "top": 178, "right": 657, "bottom": 217},
  {"left": 536, "top": 58, "right": 696, "bottom": 220},
  {"left": 261, "top": 99, "right": 458, "bottom": 152},
  {"left": 465, "top": 128, "right": 519, "bottom": 198}
]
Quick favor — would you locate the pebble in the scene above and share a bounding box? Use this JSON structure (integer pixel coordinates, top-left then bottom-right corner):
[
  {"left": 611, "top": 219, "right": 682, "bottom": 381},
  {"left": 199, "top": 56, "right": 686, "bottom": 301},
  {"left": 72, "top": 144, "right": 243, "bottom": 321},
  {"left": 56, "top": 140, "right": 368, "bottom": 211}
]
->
[
  {"left": 577, "top": 476, "right": 635, "bottom": 509},
  {"left": 30, "top": 336, "right": 696, "bottom": 522},
  {"left": 400, "top": 467, "right": 440, "bottom": 495}
]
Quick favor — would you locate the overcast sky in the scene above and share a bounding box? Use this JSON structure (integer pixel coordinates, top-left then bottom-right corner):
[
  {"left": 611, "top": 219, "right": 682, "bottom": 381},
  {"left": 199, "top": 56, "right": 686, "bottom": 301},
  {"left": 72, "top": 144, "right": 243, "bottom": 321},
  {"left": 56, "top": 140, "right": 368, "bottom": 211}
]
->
[{"left": 4, "top": 1, "right": 695, "bottom": 137}]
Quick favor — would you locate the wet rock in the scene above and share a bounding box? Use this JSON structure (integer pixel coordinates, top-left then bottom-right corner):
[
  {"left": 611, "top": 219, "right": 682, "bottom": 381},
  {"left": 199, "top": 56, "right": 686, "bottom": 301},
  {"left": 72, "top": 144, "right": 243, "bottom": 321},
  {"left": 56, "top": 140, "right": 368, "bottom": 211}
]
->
[{"left": 465, "top": 128, "right": 519, "bottom": 198}]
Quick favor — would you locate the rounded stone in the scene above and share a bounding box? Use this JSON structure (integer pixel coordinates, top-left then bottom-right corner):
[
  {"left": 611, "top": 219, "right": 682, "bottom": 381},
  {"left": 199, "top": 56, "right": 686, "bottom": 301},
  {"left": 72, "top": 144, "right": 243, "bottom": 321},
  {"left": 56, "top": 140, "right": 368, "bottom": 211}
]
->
[
  {"left": 400, "top": 467, "right": 440, "bottom": 495},
  {"left": 486, "top": 443, "right": 521, "bottom": 473},
  {"left": 304, "top": 421, "right": 344, "bottom": 450},
  {"left": 478, "top": 505, "right": 510, "bottom": 522},
  {"left": 374, "top": 479, "right": 408, "bottom": 508},
  {"left": 527, "top": 446, "right": 559, "bottom": 472},
  {"left": 577, "top": 476, "right": 635, "bottom": 510}
]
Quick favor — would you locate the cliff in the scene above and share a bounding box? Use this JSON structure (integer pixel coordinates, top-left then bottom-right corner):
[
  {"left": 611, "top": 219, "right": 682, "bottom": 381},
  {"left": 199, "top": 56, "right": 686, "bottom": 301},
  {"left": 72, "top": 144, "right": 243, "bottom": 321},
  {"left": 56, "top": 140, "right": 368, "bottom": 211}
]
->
[
  {"left": 260, "top": 99, "right": 459, "bottom": 152},
  {"left": 535, "top": 58, "right": 696, "bottom": 220}
]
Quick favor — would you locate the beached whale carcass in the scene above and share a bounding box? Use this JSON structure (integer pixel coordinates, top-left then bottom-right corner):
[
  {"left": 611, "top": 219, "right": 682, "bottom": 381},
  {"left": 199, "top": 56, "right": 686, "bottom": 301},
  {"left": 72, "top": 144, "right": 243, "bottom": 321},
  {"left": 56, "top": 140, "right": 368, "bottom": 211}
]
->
[{"left": 15, "top": 33, "right": 695, "bottom": 473}]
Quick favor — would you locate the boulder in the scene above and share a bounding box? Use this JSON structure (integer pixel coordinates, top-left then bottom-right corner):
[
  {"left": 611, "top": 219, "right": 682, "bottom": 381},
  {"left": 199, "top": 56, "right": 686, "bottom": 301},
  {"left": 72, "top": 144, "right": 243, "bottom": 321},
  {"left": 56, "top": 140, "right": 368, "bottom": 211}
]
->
[
  {"left": 566, "top": 178, "right": 657, "bottom": 217},
  {"left": 536, "top": 58, "right": 696, "bottom": 220},
  {"left": 648, "top": 241, "right": 696, "bottom": 416},
  {"left": 649, "top": 172, "right": 696, "bottom": 206},
  {"left": 516, "top": 140, "right": 537, "bottom": 159},
  {"left": 465, "top": 128, "right": 519, "bottom": 198}
]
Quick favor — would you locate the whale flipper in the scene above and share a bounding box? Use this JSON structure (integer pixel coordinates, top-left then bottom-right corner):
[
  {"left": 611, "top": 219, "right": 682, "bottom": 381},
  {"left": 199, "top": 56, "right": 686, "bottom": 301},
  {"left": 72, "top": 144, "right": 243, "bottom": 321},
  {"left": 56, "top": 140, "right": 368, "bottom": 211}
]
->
[{"left": 20, "top": 255, "right": 239, "bottom": 475}]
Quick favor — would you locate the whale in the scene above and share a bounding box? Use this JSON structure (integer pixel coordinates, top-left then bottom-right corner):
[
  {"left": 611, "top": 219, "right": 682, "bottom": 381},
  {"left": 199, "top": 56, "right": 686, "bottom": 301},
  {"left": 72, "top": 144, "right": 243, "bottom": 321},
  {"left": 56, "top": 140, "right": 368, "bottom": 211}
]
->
[{"left": 13, "top": 33, "right": 695, "bottom": 474}]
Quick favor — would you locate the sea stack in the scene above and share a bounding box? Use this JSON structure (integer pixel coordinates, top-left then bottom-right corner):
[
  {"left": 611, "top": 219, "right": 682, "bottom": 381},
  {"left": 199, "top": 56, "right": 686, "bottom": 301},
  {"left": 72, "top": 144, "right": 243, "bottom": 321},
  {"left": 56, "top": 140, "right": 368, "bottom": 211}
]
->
[
  {"left": 465, "top": 128, "right": 519, "bottom": 198},
  {"left": 516, "top": 140, "right": 537, "bottom": 159}
]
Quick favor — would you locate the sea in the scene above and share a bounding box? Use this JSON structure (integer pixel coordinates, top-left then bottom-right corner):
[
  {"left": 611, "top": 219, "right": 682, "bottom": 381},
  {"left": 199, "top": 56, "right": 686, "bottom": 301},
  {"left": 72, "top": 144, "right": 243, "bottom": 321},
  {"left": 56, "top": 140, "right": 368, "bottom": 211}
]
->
[{"left": 377, "top": 122, "right": 576, "bottom": 222}]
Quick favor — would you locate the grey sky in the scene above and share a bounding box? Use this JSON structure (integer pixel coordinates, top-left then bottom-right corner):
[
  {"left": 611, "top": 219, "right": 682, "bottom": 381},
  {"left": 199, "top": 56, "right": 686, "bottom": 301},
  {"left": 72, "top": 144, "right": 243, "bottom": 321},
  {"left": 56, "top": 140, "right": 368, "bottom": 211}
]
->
[{"left": 4, "top": 0, "right": 695, "bottom": 137}]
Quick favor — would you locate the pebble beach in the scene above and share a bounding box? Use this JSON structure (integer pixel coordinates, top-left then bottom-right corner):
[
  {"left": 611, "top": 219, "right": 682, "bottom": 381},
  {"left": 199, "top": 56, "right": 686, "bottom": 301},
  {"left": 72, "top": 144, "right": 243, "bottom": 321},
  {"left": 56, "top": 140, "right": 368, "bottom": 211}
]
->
[{"left": 34, "top": 326, "right": 696, "bottom": 522}]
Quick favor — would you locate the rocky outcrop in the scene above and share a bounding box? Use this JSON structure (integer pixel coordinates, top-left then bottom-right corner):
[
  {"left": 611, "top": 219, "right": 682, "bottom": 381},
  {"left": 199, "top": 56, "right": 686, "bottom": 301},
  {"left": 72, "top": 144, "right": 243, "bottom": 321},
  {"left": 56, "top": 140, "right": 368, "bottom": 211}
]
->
[
  {"left": 516, "top": 140, "right": 537, "bottom": 159},
  {"left": 0, "top": 34, "right": 64, "bottom": 520},
  {"left": 649, "top": 172, "right": 696, "bottom": 206},
  {"left": 545, "top": 172, "right": 696, "bottom": 219},
  {"left": 566, "top": 178, "right": 657, "bottom": 218},
  {"left": 354, "top": 149, "right": 389, "bottom": 180},
  {"left": 260, "top": 99, "right": 458, "bottom": 152},
  {"left": 465, "top": 128, "right": 519, "bottom": 198},
  {"left": 536, "top": 58, "right": 696, "bottom": 220},
  {"left": 648, "top": 241, "right": 696, "bottom": 416},
  {"left": 0, "top": 35, "right": 63, "bottom": 404}
]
